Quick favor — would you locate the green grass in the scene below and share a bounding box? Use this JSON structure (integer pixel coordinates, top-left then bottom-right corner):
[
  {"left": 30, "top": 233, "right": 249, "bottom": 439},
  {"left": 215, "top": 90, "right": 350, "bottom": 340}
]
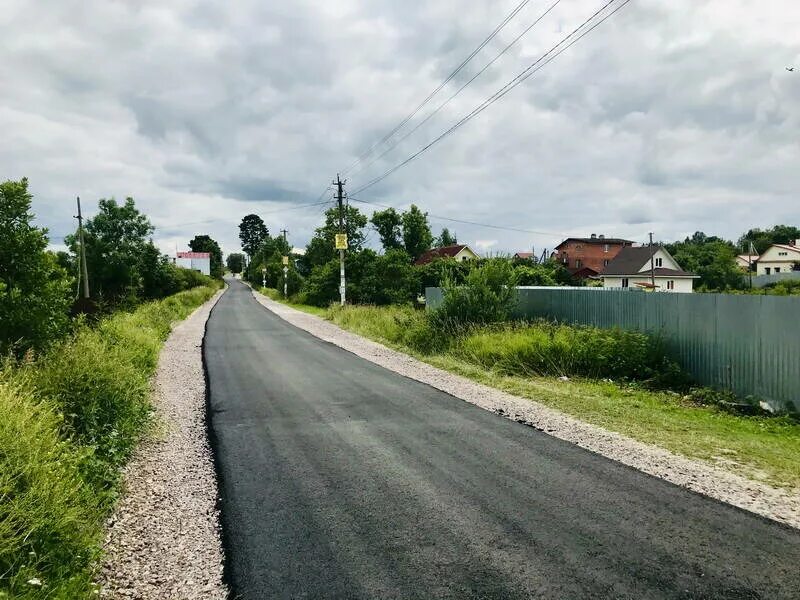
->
[
  {"left": 0, "top": 284, "right": 219, "bottom": 599},
  {"left": 257, "top": 287, "right": 328, "bottom": 317},
  {"left": 322, "top": 304, "right": 800, "bottom": 489}
]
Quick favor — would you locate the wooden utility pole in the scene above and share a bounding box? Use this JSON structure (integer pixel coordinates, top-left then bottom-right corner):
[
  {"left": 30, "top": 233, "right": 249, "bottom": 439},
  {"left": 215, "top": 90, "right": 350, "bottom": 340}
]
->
[
  {"left": 648, "top": 232, "right": 655, "bottom": 288},
  {"left": 280, "top": 229, "right": 288, "bottom": 244},
  {"left": 336, "top": 175, "right": 346, "bottom": 306},
  {"left": 75, "top": 196, "right": 90, "bottom": 299}
]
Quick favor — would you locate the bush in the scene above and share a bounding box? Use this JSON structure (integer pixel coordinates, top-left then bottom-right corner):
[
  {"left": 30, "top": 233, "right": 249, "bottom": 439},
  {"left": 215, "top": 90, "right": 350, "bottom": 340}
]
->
[
  {"left": 429, "top": 259, "right": 518, "bottom": 332},
  {"left": 0, "top": 284, "right": 217, "bottom": 597},
  {"left": 452, "top": 320, "right": 688, "bottom": 386}
]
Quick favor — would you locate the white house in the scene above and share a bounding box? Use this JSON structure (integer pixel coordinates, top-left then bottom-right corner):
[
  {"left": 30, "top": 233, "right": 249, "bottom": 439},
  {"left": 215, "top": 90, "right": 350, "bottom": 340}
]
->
[
  {"left": 735, "top": 253, "right": 758, "bottom": 271},
  {"left": 176, "top": 251, "right": 211, "bottom": 276},
  {"left": 755, "top": 241, "right": 800, "bottom": 276},
  {"left": 600, "top": 246, "right": 698, "bottom": 293}
]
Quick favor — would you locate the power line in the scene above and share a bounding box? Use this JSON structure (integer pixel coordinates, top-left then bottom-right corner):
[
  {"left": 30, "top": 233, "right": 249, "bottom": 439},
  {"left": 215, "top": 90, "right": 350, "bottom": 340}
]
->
[
  {"left": 341, "top": 0, "right": 534, "bottom": 176},
  {"left": 351, "top": 0, "right": 633, "bottom": 196},
  {"left": 348, "top": 196, "right": 571, "bottom": 238},
  {"left": 348, "top": 0, "right": 562, "bottom": 180}
]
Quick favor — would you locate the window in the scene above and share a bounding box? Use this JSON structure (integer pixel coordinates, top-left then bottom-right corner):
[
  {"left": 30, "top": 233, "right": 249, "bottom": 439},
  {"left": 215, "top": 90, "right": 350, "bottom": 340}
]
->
[
  {"left": 655, "top": 258, "right": 663, "bottom": 267},
  {"left": 667, "top": 280, "right": 674, "bottom": 290},
  {"left": 779, "top": 251, "right": 788, "bottom": 256},
  {"left": 603, "top": 244, "right": 610, "bottom": 253},
  {"left": 765, "top": 267, "right": 771, "bottom": 274},
  {"left": 575, "top": 259, "right": 582, "bottom": 268},
  {"left": 621, "top": 278, "right": 629, "bottom": 288},
  {"left": 603, "top": 259, "right": 610, "bottom": 267},
  {"left": 775, "top": 267, "right": 781, "bottom": 273}
]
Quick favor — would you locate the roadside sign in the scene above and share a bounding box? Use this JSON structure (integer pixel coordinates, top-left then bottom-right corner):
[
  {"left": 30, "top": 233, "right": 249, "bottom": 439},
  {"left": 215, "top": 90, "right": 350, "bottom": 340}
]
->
[
  {"left": 282, "top": 255, "right": 289, "bottom": 265},
  {"left": 335, "top": 233, "right": 348, "bottom": 250}
]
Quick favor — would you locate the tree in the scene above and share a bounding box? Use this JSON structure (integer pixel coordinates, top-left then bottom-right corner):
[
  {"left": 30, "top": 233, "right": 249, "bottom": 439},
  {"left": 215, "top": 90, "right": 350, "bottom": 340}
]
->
[
  {"left": 304, "top": 205, "right": 368, "bottom": 269},
  {"left": 239, "top": 214, "right": 269, "bottom": 258},
  {"left": 435, "top": 228, "right": 458, "bottom": 248},
  {"left": 226, "top": 252, "right": 245, "bottom": 274},
  {"left": 666, "top": 233, "right": 743, "bottom": 291},
  {"left": 401, "top": 204, "right": 434, "bottom": 261},
  {"left": 370, "top": 208, "right": 403, "bottom": 251},
  {"left": 189, "top": 235, "right": 223, "bottom": 278},
  {"left": 738, "top": 225, "right": 800, "bottom": 255},
  {"left": 66, "top": 197, "right": 154, "bottom": 303},
  {"left": 0, "top": 178, "right": 72, "bottom": 354}
]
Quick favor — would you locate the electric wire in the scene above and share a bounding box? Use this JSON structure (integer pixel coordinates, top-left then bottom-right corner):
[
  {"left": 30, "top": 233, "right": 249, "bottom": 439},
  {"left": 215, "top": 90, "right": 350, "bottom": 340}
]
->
[
  {"left": 348, "top": 196, "right": 572, "bottom": 238},
  {"left": 341, "top": 0, "right": 534, "bottom": 176},
  {"left": 351, "top": 0, "right": 633, "bottom": 196},
  {"left": 348, "top": 0, "right": 562, "bottom": 180}
]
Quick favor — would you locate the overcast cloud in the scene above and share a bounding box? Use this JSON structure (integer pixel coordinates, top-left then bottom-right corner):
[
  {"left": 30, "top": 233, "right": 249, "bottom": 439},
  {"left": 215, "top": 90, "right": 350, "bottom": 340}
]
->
[{"left": 2, "top": 0, "right": 798, "bottom": 256}]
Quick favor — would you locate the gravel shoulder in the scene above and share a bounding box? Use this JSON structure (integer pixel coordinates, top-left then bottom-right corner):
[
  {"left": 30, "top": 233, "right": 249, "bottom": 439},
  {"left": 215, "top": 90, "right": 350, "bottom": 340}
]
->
[
  {"left": 251, "top": 289, "right": 800, "bottom": 530},
  {"left": 100, "top": 289, "right": 227, "bottom": 599}
]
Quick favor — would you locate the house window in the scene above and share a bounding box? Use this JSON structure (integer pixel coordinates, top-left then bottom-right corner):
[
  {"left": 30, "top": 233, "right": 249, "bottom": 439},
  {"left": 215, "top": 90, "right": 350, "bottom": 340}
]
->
[
  {"left": 667, "top": 280, "right": 674, "bottom": 290},
  {"left": 779, "top": 251, "right": 788, "bottom": 256},
  {"left": 603, "top": 259, "right": 610, "bottom": 267},
  {"left": 575, "top": 259, "right": 582, "bottom": 268},
  {"left": 655, "top": 258, "right": 663, "bottom": 267},
  {"left": 765, "top": 267, "right": 771, "bottom": 274},
  {"left": 775, "top": 267, "right": 781, "bottom": 273},
  {"left": 603, "top": 244, "right": 610, "bottom": 253},
  {"left": 621, "top": 278, "right": 629, "bottom": 288}
]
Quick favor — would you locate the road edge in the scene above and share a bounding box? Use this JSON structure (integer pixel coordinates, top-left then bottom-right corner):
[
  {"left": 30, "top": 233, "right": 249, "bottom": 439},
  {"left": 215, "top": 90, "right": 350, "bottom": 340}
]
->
[
  {"left": 249, "top": 288, "right": 800, "bottom": 530},
  {"left": 100, "top": 288, "right": 229, "bottom": 599}
]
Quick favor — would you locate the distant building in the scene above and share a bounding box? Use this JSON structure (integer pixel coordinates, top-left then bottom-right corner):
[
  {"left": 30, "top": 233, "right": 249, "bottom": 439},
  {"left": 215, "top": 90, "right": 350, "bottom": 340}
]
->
[
  {"left": 735, "top": 253, "right": 759, "bottom": 271},
  {"left": 414, "top": 244, "right": 479, "bottom": 266},
  {"left": 513, "top": 252, "right": 534, "bottom": 260},
  {"left": 600, "top": 246, "right": 698, "bottom": 293},
  {"left": 755, "top": 241, "right": 800, "bottom": 275},
  {"left": 176, "top": 251, "right": 211, "bottom": 276},
  {"left": 551, "top": 234, "right": 634, "bottom": 279}
]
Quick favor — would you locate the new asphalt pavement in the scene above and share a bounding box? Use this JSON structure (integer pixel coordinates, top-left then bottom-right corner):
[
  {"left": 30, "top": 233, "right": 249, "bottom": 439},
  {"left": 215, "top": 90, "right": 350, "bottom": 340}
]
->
[{"left": 204, "top": 279, "right": 800, "bottom": 599}]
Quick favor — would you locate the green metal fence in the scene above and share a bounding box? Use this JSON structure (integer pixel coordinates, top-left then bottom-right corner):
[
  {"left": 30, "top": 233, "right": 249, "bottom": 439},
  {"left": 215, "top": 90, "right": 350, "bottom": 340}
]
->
[{"left": 425, "top": 287, "right": 800, "bottom": 412}]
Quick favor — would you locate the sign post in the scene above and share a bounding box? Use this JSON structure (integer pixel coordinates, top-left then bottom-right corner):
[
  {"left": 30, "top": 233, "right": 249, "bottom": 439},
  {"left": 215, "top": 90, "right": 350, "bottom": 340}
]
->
[
  {"left": 282, "top": 256, "right": 289, "bottom": 298},
  {"left": 261, "top": 266, "right": 266, "bottom": 289}
]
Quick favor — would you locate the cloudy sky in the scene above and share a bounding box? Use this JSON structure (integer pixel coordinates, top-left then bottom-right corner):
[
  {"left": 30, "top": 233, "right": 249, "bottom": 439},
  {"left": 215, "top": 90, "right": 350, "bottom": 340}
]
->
[{"left": 2, "top": 0, "right": 799, "bottom": 257}]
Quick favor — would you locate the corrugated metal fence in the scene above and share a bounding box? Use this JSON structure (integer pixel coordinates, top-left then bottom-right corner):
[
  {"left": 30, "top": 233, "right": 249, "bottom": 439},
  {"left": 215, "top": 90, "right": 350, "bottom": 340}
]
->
[{"left": 425, "top": 287, "right": 800, "bottom": 412}]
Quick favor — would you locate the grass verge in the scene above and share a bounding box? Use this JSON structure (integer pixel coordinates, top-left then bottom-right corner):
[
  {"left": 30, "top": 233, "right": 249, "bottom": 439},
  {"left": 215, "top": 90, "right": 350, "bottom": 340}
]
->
[
  {"left": 0, "top": 284, "right": 219, "bottom": 599},
  {"left": 258, "top": 287, "right": 328, "bottom": 317},
  {"left": 318, "top": 304, "right": 800, "bottom": 489}
]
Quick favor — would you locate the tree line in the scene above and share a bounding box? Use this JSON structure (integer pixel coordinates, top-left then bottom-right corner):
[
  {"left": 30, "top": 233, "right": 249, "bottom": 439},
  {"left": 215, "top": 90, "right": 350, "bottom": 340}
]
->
[
  {"left": 0, "top": 178, "right": 218, "bottom": 356},
  {"left": 238, "top": 204, "right": 573, "bottom": 307}
]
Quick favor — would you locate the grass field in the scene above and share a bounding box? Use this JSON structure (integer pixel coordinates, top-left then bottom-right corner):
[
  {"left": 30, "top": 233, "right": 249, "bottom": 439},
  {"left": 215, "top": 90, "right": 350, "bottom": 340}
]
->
[
  {"left": 0, "top": 284, "right": 219, "bottom": 599},
  {"left": 255, "top": 298, "right": 800, "bottom": 489}
]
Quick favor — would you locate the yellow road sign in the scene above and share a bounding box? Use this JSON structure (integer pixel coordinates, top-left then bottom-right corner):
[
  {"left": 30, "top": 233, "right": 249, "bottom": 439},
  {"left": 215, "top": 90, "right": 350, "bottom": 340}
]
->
[
  {"left": 282, "top": 255, "right": 289, "bottom": 265},
  {"left": 335, "top": 234, "right": 348, "bottom": 250}
]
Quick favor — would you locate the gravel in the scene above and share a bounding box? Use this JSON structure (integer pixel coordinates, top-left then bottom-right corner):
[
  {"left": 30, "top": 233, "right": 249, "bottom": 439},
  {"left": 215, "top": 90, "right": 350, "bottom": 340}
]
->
[
  {"left": 100, "top": 290, "right": 228, "bottom": 599},
  {"left": 251, "top": 290, "right": 800, "bottom": 530}
]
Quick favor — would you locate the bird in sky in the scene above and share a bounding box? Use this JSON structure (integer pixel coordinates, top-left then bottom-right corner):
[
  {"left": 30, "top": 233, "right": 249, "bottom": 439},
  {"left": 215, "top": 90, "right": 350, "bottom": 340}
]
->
[{"left": 787, "top": 66, "right": 795, "bottom": 72}]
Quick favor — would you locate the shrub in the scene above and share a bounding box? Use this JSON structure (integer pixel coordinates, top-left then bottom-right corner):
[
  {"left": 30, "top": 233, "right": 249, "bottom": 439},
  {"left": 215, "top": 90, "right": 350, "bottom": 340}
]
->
[
  {"left": 0, "top": 284, "right": 217, "bottom": 597},
  {"left": 429, "top": 259, "right": 518, "bottom": 332},
  {"left": 452, "top": 320, "right": 688, "bottom": 387}
]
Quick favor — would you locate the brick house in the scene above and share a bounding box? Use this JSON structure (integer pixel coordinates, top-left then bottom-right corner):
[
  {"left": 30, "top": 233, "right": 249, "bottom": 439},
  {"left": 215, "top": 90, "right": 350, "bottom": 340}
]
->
[{"left": 551, "top": 234, "right": 634, "bottom": 279}]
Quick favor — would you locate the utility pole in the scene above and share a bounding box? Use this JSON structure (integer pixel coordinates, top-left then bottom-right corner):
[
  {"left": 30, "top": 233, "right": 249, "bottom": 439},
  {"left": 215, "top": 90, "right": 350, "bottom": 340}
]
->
[
  {"left": 648, "top": 232, "right": 656, "bottom": 288},
  {"left": 75, "top": 196, "right": 90, "bottom": 299},
  {"left": 335, "top": 174, "right": 346, "bottom": 306},
  {"left": 280, "top": 228, "right": 288, "bottom": 244}
]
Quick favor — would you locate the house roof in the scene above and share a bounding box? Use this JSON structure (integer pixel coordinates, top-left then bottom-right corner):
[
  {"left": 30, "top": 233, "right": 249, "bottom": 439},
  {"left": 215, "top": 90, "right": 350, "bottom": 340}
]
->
[
  {"left": 177, "top": 252, "right": 210, "bottom": 259},
  {"left": 771, "top": 244, "right": 800, "bottom": 253},
  {"left": 414, "top": 244, "right": 472, "bottom": 265},
  {"left": 555, "top": 236, "right": 635, "bottom": 248},
  {"left": 600, "top": 246, "right": 696, "bottom": 277},
  {"left": 737, "top": 254, "right": 759, "bottom": 261},
  {"left": 513, "top": 252, "right": 534, "bottom": 259}
]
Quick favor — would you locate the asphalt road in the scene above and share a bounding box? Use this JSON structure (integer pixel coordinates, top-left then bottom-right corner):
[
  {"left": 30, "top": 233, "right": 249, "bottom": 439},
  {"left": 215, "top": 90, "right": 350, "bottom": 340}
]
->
[{"left": 204, "top": 280, "right": 800, "bottom": 599}]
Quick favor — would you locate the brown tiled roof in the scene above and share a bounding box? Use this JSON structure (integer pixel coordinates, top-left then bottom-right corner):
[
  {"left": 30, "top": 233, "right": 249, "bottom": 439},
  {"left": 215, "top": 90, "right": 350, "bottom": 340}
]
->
[
  {"left": 514, "top": 252, "right": 534, "bottom": 259},
  {"left": 555, "top": 237, "right": 634, "bottom": 248},
  {"left": 415, "top": 245, "right": 469, "bottom": 265}
]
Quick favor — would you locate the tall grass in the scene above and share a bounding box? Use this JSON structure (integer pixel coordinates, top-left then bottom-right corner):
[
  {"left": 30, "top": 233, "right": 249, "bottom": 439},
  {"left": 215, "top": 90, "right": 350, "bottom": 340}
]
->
[{"left": 0, "top": 284, "right": 218, "bottom": 599}]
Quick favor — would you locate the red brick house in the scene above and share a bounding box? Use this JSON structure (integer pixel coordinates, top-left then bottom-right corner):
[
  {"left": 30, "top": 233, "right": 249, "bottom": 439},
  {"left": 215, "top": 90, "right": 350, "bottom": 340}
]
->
[{"left": 551, "top": 234, "right": 634, "bottom": 279}]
